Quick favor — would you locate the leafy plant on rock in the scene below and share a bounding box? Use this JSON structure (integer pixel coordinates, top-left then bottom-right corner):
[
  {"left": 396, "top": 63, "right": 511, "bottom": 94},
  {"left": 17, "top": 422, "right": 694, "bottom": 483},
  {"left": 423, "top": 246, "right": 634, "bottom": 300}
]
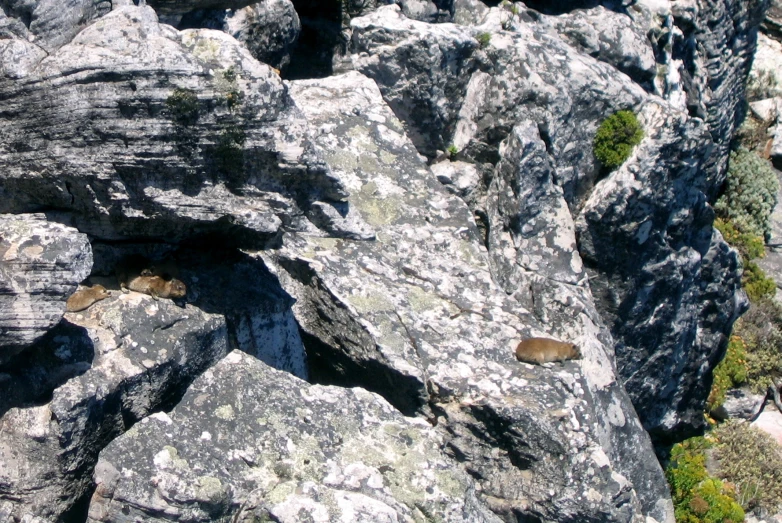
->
[
  {"left": 712, "top": 421, "right": 782, "bottom": 512},
  {"left": 715, "top": 148, "right": 779, "bottom": 242},
  {"left": 707, "top": 336, "right": 747, "bottom": 411},
  {"left": 593, "top": 110, "right": 644, "bottom": 171},
  {"left": 666, "top": 437, "right": 745, "bottom": 523},
  {"left": 166, "top": 88, "right": 200, "bottom": 126}
]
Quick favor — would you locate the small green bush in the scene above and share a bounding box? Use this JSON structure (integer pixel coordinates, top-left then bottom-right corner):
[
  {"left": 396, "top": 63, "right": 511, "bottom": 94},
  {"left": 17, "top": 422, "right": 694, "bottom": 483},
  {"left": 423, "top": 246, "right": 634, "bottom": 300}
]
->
[
  {"left": 733, "top": 299, "right": 782, "bottom": 393},
  {"left": 446, "top": 144, "right": 459, "bottom": 159},
  {"left": 667, "top": 439, "right": 746, "bottom": 523},
  {"left": 476, "top": 32, "right": 491, "bottom": 48},
  {"left": 707, "top": 336, "right": 748, "bottom": 410},
  {"left": 747, "top": 69, "right": 780, "bottom": 102},
  {"left": 593, "top": 110, "right": 644, "bottom": 170},
  {"left": 742, "top": 261, "right": 777, "bottom": 303},
  {"left": 166, "top": 88, "right": 200, "bottom": 126},
  {"left": 715, "top": 148, "right": 779, "bottom": 241},
  {"left": 666, "top": 438, "right": 745, "bottom": 523},
  {"left": 712, "top": 421, "right": 782, "bottom": 511},
  {"left": 714, "top": 217, "right": 765, "bottom": 262}
]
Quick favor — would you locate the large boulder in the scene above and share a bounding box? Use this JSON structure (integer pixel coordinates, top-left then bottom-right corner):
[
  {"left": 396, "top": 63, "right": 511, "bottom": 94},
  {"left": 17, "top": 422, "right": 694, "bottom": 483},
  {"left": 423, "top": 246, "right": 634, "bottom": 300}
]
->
[
  {"left": 179, "top": 0, "right": 301, "bottom": 70},
  {"left": 87, "top": 350, "right": 502, "bottom": 522},
  {"left": 0, "top": 292, "right": 229, "bottom": 520},
  {"left": 272, "top": 71, "right": 674, "bottom": 523},
  {"left": 0, "top": 6, "right": 361, "bottom": 246},
  {"left": 349, "top": 1, "right": 749, "bottom": 444},
  {"left": 0, "top": 213, "right": 92, "bottom": 364}
]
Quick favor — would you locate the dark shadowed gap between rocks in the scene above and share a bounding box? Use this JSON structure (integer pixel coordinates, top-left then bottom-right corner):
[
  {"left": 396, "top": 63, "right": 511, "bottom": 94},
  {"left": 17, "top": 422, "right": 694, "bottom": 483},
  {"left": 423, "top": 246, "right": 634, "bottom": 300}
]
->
[
  {"left": 0, "top": 321, "right": 94, "bottom": 420},
  {"left": 285, "top": 0, "right": 343, "bottom": 79}
]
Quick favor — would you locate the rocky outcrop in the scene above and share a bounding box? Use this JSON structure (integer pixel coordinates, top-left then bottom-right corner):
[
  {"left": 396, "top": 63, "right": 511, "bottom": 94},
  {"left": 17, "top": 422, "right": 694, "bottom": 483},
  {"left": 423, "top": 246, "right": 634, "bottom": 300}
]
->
[
  {"left": 178, "top": 0, "right": 301, "bottom": 70},
  {"left": 0, "top": 214, "right": 92, "bottom": 364},
  {"left": 0, "top": 291, "right": 228, "bottom": 521},
  {"left": 273, "top": 72, "right": 674, "bottom": 523},
  {"left": 87, "top": 350, "right": 501, "bottom": 522},
  {"left": 0, "top": 6, "right": 359, "bottom": 246},
  {"left": 0, "top": 0, "right": 765, "bottom": 521},
  {"left": 348, "top": 2, "right": 749, "bottom": 443}
]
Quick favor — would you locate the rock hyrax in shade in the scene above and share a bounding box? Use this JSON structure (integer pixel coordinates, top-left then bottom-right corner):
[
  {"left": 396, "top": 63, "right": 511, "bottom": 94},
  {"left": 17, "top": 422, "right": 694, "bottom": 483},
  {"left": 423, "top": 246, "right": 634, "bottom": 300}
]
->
[
  {"left": 116, "top": 255, "right": 187, "bottom": 301},
  {"left": 66, "top": 284, "right": 111, "bottom": 312},
  {"left": 515, "top": 337, "right": 581, "bottom": 365}
]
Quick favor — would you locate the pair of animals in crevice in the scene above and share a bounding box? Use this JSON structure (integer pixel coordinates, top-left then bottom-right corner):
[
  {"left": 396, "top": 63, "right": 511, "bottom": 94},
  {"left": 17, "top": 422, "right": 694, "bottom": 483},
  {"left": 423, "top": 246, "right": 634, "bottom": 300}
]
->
[{"left": 65, "top": 255, "right": 186, "bottom": 313}]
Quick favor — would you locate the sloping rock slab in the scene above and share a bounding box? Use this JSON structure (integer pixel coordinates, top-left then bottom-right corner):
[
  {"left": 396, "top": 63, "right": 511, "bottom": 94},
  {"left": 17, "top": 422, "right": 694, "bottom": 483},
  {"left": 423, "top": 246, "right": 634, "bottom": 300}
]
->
[
  {"left": 0, "top": 213, "right": 92, "bottom": 363},
  {"left": 0, "top": 293, "right": 228, "bottom": 521},
  {"left": 87, "top": 350, "right": 501, "bottom": 522},
  {"left": 269, "top": 71, "right": 673, "bottom": 522},
  {"left": 0, "top": 6, "right": 352, "bottom": 245}
]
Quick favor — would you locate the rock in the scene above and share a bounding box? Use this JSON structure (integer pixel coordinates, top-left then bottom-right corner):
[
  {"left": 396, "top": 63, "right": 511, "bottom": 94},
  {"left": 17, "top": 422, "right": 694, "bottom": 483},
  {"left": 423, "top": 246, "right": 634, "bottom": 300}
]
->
[
  {"left": 763, "top": 0, "right": 782, "bottom": 40},
  {"left": 0, "top": 0, "right": 113, "bottom": 52},
  {"left": 146, "top": 0, "right": 257, "bottom": 16},
  {"left": 750, "top": 98, "right": 780, "bottom": 121},
  {"left": 577, "top": 102, "right": 746, "bottom": 441},
  {"left": 714, "top": 388, "right": 768, "bottom": 420},
  {"left": 536, "top": 6, "right": 657, "bottom": 87},
  {"left": 277, "top": 71, "right": 674, "bottom": 523},
  {"left": 179, "top": 0, "right": 301, "bottom": 70},
  {"left": 0, "top": 292, "right": 229, "bottom": 520},
  {"left": 351, "top": 5, "right": 480, "bottom": 157},
  {"left": 0, "top": 6, "right": 362, "bottom": 246},
  {"left": 752, "top": 407, "right": 782, "bottom": 445},
  {"left": 87, "top": 350, "right": 502, "bottom": 522},
  {"left": 0, "top": 213, "right": 92, "bottom": 364}
]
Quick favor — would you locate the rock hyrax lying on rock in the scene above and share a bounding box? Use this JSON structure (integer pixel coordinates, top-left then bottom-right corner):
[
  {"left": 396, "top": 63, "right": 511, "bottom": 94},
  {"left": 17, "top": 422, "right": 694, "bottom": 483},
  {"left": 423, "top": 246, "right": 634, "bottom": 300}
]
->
[
  {"left": 515, "top": 337, "right": 581, "bottom": 365},
  {"left": 117, "top": 255, "right": 186, "bottom": 301},
  {"left": 66, "top": 284, "right": 111, "bottom": 312},
  {"left": 124, "top": 275, "right": 187, "bottom": 300}
]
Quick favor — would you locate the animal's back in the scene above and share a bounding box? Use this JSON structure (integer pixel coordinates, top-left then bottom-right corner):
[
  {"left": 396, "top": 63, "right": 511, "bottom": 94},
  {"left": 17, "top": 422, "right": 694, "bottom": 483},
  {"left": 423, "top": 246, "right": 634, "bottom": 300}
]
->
[{"left": 515, "top": 338, "right": 580, "bottom": 365}]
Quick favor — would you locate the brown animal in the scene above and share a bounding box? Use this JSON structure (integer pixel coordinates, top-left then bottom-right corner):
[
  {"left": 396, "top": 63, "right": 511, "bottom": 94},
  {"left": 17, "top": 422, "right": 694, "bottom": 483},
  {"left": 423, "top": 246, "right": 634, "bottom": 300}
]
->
[
  {"left": 124, "top": 275, "right": 187, "bottom": 300},
  {"left": 117, "top": 254, "right": 186, "bottom": 300},
  {"left": 515, "top": 338, "right": 581, "bottom": 365},
  {"left": 66, "top": 284, "right": 111, "bottom": 312}
]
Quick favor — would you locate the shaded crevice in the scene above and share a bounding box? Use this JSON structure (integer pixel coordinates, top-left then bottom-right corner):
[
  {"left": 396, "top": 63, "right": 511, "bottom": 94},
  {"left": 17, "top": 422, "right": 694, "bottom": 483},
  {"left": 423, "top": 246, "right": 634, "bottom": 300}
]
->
[
  {"left": 285, "top": 0, "right": 343, "bottom": 79},
  {"left": 0, "top": 320, "right": 95, "bottom": 420},
  {"left": 302, "top": 329, "right": 426, "bottom": 416}
]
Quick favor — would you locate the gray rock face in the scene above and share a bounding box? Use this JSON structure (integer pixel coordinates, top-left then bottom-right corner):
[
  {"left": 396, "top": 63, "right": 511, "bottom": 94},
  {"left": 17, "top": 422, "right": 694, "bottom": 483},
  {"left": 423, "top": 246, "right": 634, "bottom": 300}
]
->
[
  {"left": 87, "top": 350, "right": 501, "bottom": 523},
  {"left": 0, "top": 6, "right": 356, "bottom": 245},
  {"left": 0, "top": 213, "right": 92, "bottom": 363},
  {"left": 349, "top": 1, "right": 749, "bottom": 444},
  {"left": 146, "top": 0, "right": 257, "bottom": 15},
  {"left": 0, "top": 0, "right": 111, "bottom": 52},
  {"left": 537, "top": 6, "right": 657, "bottom": 87},
  {"left": 576, "top": 103, "right": 746, "bottom": 441},
  {"left": 351, "top": 6, "right": 479, "bottom": 157},
  {"left": 179, "top": 0, "right": 301, "bottom": 70},
  {"left": 0, "top": 292, "right": 229, "bottom": 521},
  {"left": 275, "top": 72, "right": 673, "bottom": 523}
]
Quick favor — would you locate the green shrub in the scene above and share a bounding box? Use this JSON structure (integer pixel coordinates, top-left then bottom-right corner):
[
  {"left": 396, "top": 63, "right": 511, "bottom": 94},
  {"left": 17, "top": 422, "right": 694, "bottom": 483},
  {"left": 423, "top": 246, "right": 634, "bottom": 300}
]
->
[
  {"left": 166, "top": 88, "right": 200, "bottom": 126},
  {"left": 476, "top": 32, "right": 491, "bottom": 48},
  {"left": 707, "top": 336, "right": 748, "bottom": 410},
  {"left": 447, "top": 144, "right": 459, "bottom": 159},
  {"left": 733, "top": 299, "right": 782, "bottom": 393},
  {"left": 593, "top": 110, "right": 644, "bottom": 170},
  {"left": 713, "top": 217, "right": 765, "bottom": 262},
  {"left": 747, "top": 69, "right": 780, "bottom": 102},
  {"left": 712, "top": 421, "right": 782, "bottom": 512},
  {"left": 742, "top": 261, "right": 777, "bottom": 303},
  {"left": 715, "top": 148, "right": 779, "bottom": 241},
  {"left": 666, "top": 438, "right": 745, "bottom": 523}
]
